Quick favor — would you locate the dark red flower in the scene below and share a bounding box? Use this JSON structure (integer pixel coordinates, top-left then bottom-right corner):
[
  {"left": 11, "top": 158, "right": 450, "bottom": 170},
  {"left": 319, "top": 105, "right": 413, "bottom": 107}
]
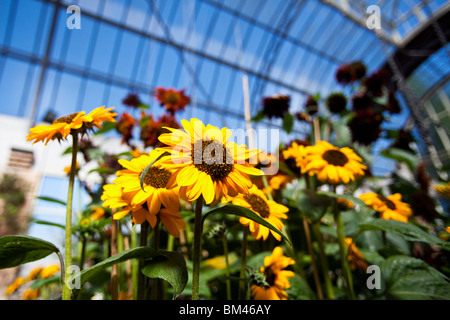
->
[
  {"left": 348, "top": 109, "right": 384, "bottom": 145},
  {"left": 139, "top": 113, "right": 180, "bottom": 148},
  {"left": 116, "top": 112, "right": 135, "bottom": 145},
  {"left": 325, "top": 92, "right": 347, "bottom": 114},
  {"left": 122, "top": 93, "right": 143, "bottom": 108},
  {"left": 335, "top": 61, "right": 367, "bottom": 85},
  {"left": 363, "top": 69, "right": 389, "bottom": 97},
  {"left": 153, "top": 87, "right": 190, "bottom": 115},
  {"left": 261, "top": 95, "right": 290, "bottom": 119}
]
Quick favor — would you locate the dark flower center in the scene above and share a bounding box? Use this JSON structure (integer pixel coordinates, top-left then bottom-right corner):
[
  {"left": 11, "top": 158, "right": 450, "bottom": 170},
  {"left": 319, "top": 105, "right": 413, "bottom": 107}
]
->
[
  {"left": 53, "top": 112, "right": 80, "bottom": 124},
  {"left": 244, "top": 194, "right": 270, "bottom": 218},
  {"left": 263, "top": 265, "right": 276, "bottom": 287},
  {"left": 322, "top": 149, "right": 349, "bottom": 166},
  {"left": 143, "top": 167, "right": 172, "bottom": 188},
  {"left": 378, "top": 195, "right": 396, "bottom": 210},
  {"left": 192, "top": 139, "right": 234, "bottom": 180}
]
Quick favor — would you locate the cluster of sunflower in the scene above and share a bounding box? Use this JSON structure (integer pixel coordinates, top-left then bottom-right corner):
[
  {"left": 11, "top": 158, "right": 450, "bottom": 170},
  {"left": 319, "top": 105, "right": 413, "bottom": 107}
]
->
[{"left": 6, "top": 265, "right": 60, "bottom": 300}]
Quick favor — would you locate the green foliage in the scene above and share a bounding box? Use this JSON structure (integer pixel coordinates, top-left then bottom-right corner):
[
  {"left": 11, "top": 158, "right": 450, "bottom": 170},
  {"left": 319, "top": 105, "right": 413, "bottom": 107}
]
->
[{"left": 0, "top": 235, "right": 60, "bottom": 269}]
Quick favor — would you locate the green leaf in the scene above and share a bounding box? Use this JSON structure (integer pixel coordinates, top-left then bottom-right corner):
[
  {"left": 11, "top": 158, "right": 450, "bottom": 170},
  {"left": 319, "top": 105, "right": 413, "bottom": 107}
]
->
[
  {"left": 294, "top": 189, "right": 333, "bottom": 222},
  {"left": 137, "top": 103, "right": 150, "bottom": 110},
  {"left": 203, "top": 204, "right": 292, "bottom": 246},
  {"left": 358, "top": 219, "right": 449, "bottom": 248},
  {"left": 251, "top": 109, "right": 266, "bottom": 123},
  {"left": 282, "top": 113, "right": 294, "bottom": 134},
  {"left": 62, "top": 146, "right": 73, "bottom": 155},
  {"left": 75, "top": 246, "right": 160, "bottom": 288},
  {"left": 31, "top": 219, "right": 65, "bottom": 230},
  {"left": 139, "top": 151, "right": 171, "bottom": 191},
  {"left": 380, "top": 147, "right": 418, "bottom": 172},
  {"left": 0, "top": 235, "right": 60, "bottom": 269},
  {"left": 36, "top": 196, "right": 66, "bottom": 206},
  {"left": 316, "top": 191, "right": 366, "bottom": 207},
  {"left": 381, "top": 255, "right": 450, "bottom": 300},
  {"left": 94, "top": 121, "right": 117, "bottom": 135},
  {"left": 30, "top": 275, "right": 60, "bottom": 290},
  {"left": 88, "top": 167, "right": 113, "bottom": 175},
  {"left": 141, "top": 250, "right": 188, "bottom": 299}
]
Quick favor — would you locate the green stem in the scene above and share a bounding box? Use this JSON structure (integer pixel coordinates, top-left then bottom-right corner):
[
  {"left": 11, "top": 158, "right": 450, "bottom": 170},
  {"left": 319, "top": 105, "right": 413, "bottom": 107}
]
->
[
  {"left": 62, "top": 133, "right": 78, "bottom": 300},
  {"left": 334, "top": 202, "right": 356, "bottom": 300},
  {"left": 192, "top": 195, "right": 204, "bottom": 300},
  {"left": 238, "top": 227, "right": 248, "bottom": 300},
  {"left": 303, "top": 217, "right": 324, "bottom": 300},
  {"left": 131, "top": 225, "right": 138, "bottom": 299},
  {"left": 137, "top": 221, "right": 149, "bottom": 300},
  {"left": 312, "top": 222, "right": 335, "bottom": 300},
  {"left": 222, "top": 234, "right": 232, "bottom": 300}
]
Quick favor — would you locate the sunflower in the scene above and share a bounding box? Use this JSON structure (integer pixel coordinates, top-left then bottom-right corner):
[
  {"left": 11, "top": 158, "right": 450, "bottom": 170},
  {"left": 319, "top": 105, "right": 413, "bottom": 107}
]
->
[
  {"left": 157, "top": 118, "right": 262, "bottom": 205},
  {"left": 282, "top": 141, "right": 311, "bottom": 174},
  {"left": 250, "top": 246, "right": 295, "bottom": 300},
  {"left": 40, "top": 265, "right": 60, "bottom": 278},
  {"left": 101, "top": 183, "right": 186, "bottom": 238},
  {"left": 153, "top": 87, "right": 190, "bottom": 115},
  {"left": 233, "top": 185, "right": 288, "bottom": 241},
  {"left": 6, "top": 277, "right": 26, "bottom": 295},
  {"left": 434, "top": 182, "right": 450, "bottom": 198},
  {"left": 304, "top": 141, "right": 366, "bottom": 184},
  {"left": 345, "top": 238, "right": 368, "bottom": 272},
  {"left": 359, "top": 192, "right": 412, "bottom": 222},
  {"left": 26, "top": 106, "right": 117, "bottom": 145}
]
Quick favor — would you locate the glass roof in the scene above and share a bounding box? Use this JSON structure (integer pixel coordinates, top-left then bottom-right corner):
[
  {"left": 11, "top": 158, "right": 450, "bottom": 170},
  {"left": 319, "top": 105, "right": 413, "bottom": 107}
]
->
[{"left": 0, "top": 0, "right": 448, "bottom": 150}]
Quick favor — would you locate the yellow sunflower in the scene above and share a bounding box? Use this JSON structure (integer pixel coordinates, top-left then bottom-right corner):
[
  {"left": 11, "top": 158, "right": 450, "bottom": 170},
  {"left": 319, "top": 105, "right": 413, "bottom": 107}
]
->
[
  {"left": 113, "top": 151, "right": 180, "bottom": 214},
  {"left": 250, "top": 246, "right": 295, "bottom": 300},
  {"left": 359, "top": 192, "right": 412, "bottom": 222},
  {"left": 157, "top": 118, "right": 262, "bottom": 205},
  {"left": 26, "top": 106, "right": 116, "bottom": 145},
  {"left": 6, "top": 277, "right": 26, "bottom": 295},
  {"left": 101, "top": 183, "right": 186, "bottom": 238},
  {"left": 434, "top": 182, "right": 450, "bottom": 198},
  {"left": 304, "top": 141, "right": 366, "bottom": 184},
  {"left": 233, "top": 184, "right": 288, "bottom": 241},
  {"left": 345, "top": 238, "right": 368, "bottom": 272},
  {"left": 282, "top": 141, "right": 311, "bottom": 173}
]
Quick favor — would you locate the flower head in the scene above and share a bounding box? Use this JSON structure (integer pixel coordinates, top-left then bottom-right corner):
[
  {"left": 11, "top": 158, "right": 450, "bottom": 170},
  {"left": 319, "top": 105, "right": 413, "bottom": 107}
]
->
[
  {"left": 359, "top": 192, "right": 412, "bottom": 222},
  {"left": 233, "top": 185, "right": 288, "bottom": 241},
  {"left": 153, "top": 87, "right": 190, "bottom": 115},
  {"left": 304, "top": 141, "right": 366, "bottom": 184},
  {"left": 345, "top": 238, "right": 368, "bottom": 272},
  {"left": 6, "top": 277, "right": 26, "bottom": 295},
  {"left": 157, "top": 118, "right": 262, "bottom": 205},
  {"left": 140, "top": 113, "right": 180, "bottom": 148},
  {"left": 40, "top": 265, "right": 60, "bottom": 278},
  {"left": 282, "top": 141, "right": 311, "bottom": 174},
  {"left": 26, "top": 106, "right": 117, "bottom": 145},
  {"left": 122, "top": 93, "right": 143, "bottom": 108},
  {"left": 261, "top": 95, "right": 290, "bottom": 119},
  {"left": 325, "top": 92, "right": 347, "bottom": 114},
  {"left": 116, "top": 112, "right": 136, "bottom": 144},
  {"left": 102, "top": 151, "right": 186, "bottom": 238},
  {"left": 336, "top": 61, "right": 367, "bottom": 85},
  {"left": 250, "top": 247, "right": 295, "bottom": 300}
]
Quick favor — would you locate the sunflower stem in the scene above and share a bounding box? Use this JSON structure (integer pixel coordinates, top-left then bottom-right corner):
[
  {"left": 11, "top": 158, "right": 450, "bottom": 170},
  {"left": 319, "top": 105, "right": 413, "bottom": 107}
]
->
[
  {"left": 137, "top": 221, "right": 149, "bottom": 300},
  {"left": 192, "top": 195, "right": 204, "bottom": 300},
  {"left": 303, "top": 217, "right": 324, "bottom": 300},
  {"left": 238, "top": 227, "right": 249, "bottom": 300},
  {"left": 62, "top": 133, "right": 78, "bottom": 300},
  {"left": 111, "top": 217, "right": 119, "bottom": 300},
  {"left": 334, "top": 199, "right": 356, "bottom": 300},
  {"left": 312, "top": 222, "right": 335, "bottom": 300},
  {"left": 222, "top": 233, "right": 232, "bottom": 300}
]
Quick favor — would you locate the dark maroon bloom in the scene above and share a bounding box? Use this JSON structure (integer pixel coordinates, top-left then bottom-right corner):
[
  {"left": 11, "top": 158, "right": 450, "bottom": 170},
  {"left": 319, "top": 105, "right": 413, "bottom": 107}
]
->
[
  {"left": 348, "top": 109, "right": 384, "bottom": 145},
  {"left": 325, "top": 92, "right": 347, "bottom": 114},
  {"left": 335, "top": 61, "right": 367, "bottom": 85},
  {"left": 261, "top": 95, "right": 290, "bottom": 119},
  {"left": 122, "top": 93, "right": 143, "bottom": 108}
]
